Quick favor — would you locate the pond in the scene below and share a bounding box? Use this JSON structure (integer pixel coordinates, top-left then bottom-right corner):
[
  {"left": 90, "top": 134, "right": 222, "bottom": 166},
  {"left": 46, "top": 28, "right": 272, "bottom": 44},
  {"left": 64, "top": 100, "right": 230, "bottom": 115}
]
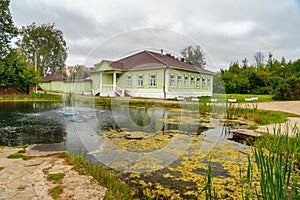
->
[{"left": 0, "top": 101, "right": 251, "bottom": 199}]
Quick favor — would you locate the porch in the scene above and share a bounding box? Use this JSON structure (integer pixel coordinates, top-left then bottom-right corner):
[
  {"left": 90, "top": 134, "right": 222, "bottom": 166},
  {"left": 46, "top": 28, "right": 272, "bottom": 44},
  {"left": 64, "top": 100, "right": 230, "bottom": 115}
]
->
[{"left": 92, "top": 71, "right": 125, "bottom": 97}]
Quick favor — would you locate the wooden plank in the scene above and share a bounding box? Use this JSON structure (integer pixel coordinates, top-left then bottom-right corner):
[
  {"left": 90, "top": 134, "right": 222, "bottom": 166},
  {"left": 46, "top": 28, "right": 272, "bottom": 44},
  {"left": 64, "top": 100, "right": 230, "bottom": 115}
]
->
[{"left": 229, "top": 129, "right": 261, "bottom": 137}]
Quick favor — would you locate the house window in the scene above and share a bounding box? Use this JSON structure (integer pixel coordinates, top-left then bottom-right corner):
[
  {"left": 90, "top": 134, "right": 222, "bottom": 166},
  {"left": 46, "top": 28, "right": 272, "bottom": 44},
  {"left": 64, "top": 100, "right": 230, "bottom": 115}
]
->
[
  {"left": 184, "top": 76, "right": 189, "bottom": 88},
  {"left": 196, "top": 77, "right": 200, "bottom": 88},
  {"left": 177, "top": 75, "right": 182, "bottom": 88},
  {"left": 202, "top": 78, "right": 206, "bottom": 88},
  {"left": 150, "top": 74, "right": 156, "bottom": 87},
  {"left": 191, "top": 77, "right": 195, "bottom": 88},
  {"left": 207, "top": 78, "right": 211, "bottom": 89},
  {"left": 127, "top": 75, "right": 132, "bottom": 87},
  {"left": 138, "top": 75, "right": 143, "bottom": 87},
  {"left": 170, "top": 74, "right": 175, "bottom": 87}
]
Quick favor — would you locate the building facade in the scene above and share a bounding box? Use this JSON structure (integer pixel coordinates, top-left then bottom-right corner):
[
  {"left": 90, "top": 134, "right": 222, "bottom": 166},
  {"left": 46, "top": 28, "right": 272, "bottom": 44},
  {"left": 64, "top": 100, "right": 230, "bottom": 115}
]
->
[
  {"left": 91, "top": 50, "right": 214, "bottom": 98},
  {"left": 40, "top": 50, "right": 214, "bottom": 99}
]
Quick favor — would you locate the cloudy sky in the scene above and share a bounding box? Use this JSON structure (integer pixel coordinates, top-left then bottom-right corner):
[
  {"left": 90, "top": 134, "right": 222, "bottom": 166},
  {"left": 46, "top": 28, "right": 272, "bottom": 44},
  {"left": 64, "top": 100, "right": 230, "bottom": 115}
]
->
[{"left": 10, "top": 0, "right": 300, "bottom": 70}]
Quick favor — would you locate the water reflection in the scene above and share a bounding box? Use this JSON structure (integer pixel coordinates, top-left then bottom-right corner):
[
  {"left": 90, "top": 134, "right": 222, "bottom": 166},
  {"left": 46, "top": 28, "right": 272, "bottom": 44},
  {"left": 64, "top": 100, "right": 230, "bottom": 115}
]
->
[
  {"left": 0, "top": 102, "right": 65, "bottom": 146},
  {"left": 0, "top": 101, "right": 251, "bottom": 198}
]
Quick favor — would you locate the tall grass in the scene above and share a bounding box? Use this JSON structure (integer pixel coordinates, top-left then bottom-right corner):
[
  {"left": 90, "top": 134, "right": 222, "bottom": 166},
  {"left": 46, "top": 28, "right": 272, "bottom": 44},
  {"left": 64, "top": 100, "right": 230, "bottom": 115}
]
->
[
  {"left": 201, "top": 158, "right": 218, "bottom": 200},
  {"left": 256, "top": 125, "right": 300, "bottom": 169},
  {"left": 61, "top": 153, "right": 134, "bottom": 200},
  {"left": 0, "top": 93, "right": 62, "bottom": 101},
  {"left": 204, "top": 126, "right": 300, "bottom": 200}
]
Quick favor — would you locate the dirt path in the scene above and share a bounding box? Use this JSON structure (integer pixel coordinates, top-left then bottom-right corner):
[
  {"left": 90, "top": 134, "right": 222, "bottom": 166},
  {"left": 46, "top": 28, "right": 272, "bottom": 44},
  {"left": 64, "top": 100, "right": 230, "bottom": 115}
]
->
[
  {"left": 255, "top": 101, "right": 300, "bottom": 115},
  {"left": 249, "top": 101, "right": 300, "bottom": 136},
  {"left": 0, "top": 147, "right": 106, "bottom": 200}
]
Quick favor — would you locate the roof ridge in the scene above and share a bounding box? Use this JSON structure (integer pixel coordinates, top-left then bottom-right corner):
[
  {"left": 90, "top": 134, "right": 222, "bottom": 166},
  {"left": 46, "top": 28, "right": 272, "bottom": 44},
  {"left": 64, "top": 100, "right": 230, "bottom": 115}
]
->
[
  {"left": 144, "top": 50, "right": 168, "bottom": 66},
  {"left": 151, "top": 51, "right": 211, "bottom": 73}
]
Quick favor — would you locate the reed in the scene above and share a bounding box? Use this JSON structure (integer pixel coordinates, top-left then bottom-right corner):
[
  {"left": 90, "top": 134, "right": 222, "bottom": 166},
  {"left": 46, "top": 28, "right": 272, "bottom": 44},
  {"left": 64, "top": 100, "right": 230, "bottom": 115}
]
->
[
  {"left": 205, "top": 125, "right": 300, "bottom": 200},
  {"left": 201, "top": 158, "right": 218, "bottom": 200},
  {"left": 61, "top": 153, "right": 134, "bottom": 200}
]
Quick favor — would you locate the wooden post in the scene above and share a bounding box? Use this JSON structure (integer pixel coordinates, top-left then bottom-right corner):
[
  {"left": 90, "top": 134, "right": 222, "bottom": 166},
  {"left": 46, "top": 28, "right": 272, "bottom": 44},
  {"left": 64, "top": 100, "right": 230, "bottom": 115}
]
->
[
  {"left": 113, "top": 72, "right": 116, "bottom": 91},
  {"left": 100, "top": 72, "right": 103, "bottom": 92}
]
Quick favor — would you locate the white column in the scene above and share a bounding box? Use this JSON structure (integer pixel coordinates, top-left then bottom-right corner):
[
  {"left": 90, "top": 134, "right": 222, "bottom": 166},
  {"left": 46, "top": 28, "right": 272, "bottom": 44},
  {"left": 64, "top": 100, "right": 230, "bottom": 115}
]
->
[
  {"left": 113, "top": 72, "right": 116, "bottom": 91},
  {"left": 165, "top": 69, "right": 169, "bottom": 93},
  {"left": 100, "top": 72, "right": 103, "bottom": 91}
]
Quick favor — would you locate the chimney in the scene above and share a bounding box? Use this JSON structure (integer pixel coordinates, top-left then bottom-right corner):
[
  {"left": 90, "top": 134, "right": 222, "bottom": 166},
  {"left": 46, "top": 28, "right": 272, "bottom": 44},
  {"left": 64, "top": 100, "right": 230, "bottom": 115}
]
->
[{"left": 161, "top": 49, "right": 163, "bottom": 55}]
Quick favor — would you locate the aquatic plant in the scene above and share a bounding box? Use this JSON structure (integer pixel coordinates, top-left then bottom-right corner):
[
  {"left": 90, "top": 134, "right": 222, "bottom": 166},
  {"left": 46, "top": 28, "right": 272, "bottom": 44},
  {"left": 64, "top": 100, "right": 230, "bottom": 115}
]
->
[
  {"left": 200, "top": 158, "right": 218, "bottom": 200},
  {"left": 205, "top": 125, "right": 300, "bottom": 200}
]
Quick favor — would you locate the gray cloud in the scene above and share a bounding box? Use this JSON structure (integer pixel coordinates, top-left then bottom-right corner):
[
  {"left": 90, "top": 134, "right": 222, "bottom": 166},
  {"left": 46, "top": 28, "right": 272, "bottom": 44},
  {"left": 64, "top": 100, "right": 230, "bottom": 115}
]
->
[{"left": 10, "top": 0, "right": 300, "bottom": 69}]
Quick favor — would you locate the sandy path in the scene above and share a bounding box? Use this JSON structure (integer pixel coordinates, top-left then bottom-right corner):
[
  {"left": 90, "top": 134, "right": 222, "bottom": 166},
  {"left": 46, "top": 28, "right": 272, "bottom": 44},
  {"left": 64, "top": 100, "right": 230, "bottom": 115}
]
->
[
  {"left": 0, "top": 147, "right": 106, "bottom": 200},
  {"left": 255, "top": 101, "right": 300, "bottom": 115},
  {"left": 250, "top": 101, "right": 300, "bottom": 136}
]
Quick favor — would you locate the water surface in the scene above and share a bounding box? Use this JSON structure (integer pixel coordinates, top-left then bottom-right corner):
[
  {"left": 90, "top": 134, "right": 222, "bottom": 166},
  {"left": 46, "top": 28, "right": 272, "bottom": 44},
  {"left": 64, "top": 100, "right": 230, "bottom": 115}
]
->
[{"left": 0, "top": 101, "right": 250, "bottom": 199}]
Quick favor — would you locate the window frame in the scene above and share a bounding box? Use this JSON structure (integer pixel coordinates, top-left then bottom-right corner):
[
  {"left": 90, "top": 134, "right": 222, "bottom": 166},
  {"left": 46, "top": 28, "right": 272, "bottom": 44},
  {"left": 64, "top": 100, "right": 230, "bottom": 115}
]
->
[
  {"left": 202, "top": 77, "right": 206, "bottom": 89},
  {"left": 207, "top": 78, "right": 211, "bottom": 89},
  {"left": 150, "top": 73, "right": 156, "bottom": 87},
  {"left": 190, "top": 76, "right": 195, "bottom": 88},
  {"left": 196, "top": 77, "right": 200, "bottom": 88},
  {"left": 177, "top": 75, "right": 182, "bottom": 88},
  {"left": 170, "top": 74, "right": 175, "bottom": 88},
  {"left": 126, "top": 75, "right": 132, "bottom": 87},
  {"left": 184, "top": 76, "right": 189, "bottom": 88},
  {"left": 138, "top": 74, "right": 144, "bottom": 87}
]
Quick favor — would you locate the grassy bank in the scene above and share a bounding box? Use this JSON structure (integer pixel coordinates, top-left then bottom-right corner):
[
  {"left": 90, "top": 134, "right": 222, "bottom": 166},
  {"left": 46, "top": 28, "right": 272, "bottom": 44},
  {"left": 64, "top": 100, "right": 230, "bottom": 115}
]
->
[
  {"left": 226, "top": 103, "right": 298, "bottom": 125},
  {"left": 204, "top": 127, "right": 300, "bottom": 200},
  {"left": 196, "top": 94, "right": 273, "bottom": 103},
  {"left": 60, "top": 152, "right": 135, "bottom": 200},
  {"left": 0, "top": 93, "right": 62, "bottom": 101},
  {"left": 94, "top": 97, "right": 181, "bottom": 109},
  {"left": 94, "top": 97, "right": 296, "bottom": 127}
]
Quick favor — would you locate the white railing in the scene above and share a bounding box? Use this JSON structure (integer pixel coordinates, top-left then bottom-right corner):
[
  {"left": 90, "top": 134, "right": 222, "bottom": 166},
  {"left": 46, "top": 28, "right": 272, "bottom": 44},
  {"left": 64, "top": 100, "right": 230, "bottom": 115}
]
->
[
  {"left": 115, "top": 85, "right": 125, "bottom": 97},
  {"left": 96, "top": 84, "right": 125, "bottom": 97},
  {"left": 102, "top": 84, "right": 113, "bottom": 91}
]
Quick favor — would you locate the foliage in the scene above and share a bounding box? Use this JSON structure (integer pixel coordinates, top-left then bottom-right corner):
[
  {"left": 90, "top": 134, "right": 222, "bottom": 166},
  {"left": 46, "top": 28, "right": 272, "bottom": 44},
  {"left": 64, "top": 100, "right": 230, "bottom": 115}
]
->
[
  {"left": 63, "top": 153, "right": 134, "bottom": 200},
  {"left": 212, "top": 72, "right": 225, "bottom": 93},
  {"left": 7, "top": 153, "right": 31, "bottom": 160},
  {"left": 200, "top": 158, "right": 218, "bottom": 200},
  {"left": 17, "top": 23, "right": 68, "bottom": 76},
  {"left": 47, "top": 173, "right": 65, "bottom": 181},
  {"left": 205, "top": 127, "right": 299, "bottom": 200},
  {"left": 0, "top": 0, "right": 18, "bottom": 58},
  {"left": 216, "top": 51, "right": 300, "bottom": 100},
  {"left": 181, "top": 45, "right": 206, "bottom": 68},
  {"left": 49, "top": 185, "right": 63, "bottom": 200},
  {"left": 0, "top": 93, "right": 62, "bottom": 101},
  {"left": 67, "top": 65, "right": 90, "bottom": 80},
  {"left": 0, "top": 50, "right": 39, "bottom": 91},
  {"left": 225, "top": 94, "right": 273, "bottom": 102}
]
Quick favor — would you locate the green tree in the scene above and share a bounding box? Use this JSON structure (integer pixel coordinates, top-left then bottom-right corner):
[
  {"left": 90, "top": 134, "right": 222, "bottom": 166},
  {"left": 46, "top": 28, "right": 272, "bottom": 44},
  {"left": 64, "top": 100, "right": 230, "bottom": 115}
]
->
[
  {"left": 0, "top": 49, "right": 39, "bottom": 92},
  {"left": 254, "top": 51, "right": 264, "bottom": 67},
  {"left": 181, "top": 45, "right": 206, "bottom": 68},
  {"left": 17, "top": 23, "right": 68, "bottom": 76},
  {"left": 212, "top": 72, "right": 225, "bottom": 93},
  {"left": 0, "top": 0, "right": 18, "bottom": 58},
  {"left": 73, "top": 65, "right": 89, "bottom": 79}
]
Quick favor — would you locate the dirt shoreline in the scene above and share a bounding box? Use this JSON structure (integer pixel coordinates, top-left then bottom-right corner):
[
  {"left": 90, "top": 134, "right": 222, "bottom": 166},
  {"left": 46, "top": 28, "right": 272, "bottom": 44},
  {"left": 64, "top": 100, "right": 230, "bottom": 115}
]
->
[
  {"left": 247, "top": 101, "right": 300, "bottom": 136},
  {"left": 0, "top": 147, "right": 106, "bottom": 200}
]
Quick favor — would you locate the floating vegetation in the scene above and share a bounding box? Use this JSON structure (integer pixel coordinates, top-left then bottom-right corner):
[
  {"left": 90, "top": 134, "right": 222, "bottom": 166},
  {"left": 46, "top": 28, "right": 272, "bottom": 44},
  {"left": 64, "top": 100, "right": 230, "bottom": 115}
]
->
[{"left": 103, "top": 129, "right": 181, "bottom": 153}]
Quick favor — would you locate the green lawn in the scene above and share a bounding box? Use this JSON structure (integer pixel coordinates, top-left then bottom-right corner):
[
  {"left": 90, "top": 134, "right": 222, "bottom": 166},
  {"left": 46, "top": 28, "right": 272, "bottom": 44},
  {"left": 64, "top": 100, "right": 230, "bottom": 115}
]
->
[
  {"left": 197, "top": 94, "right": 274, "bottom": 103},
  {"left": 225, "top": 94, "right": 273, "bottom": 102}
]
